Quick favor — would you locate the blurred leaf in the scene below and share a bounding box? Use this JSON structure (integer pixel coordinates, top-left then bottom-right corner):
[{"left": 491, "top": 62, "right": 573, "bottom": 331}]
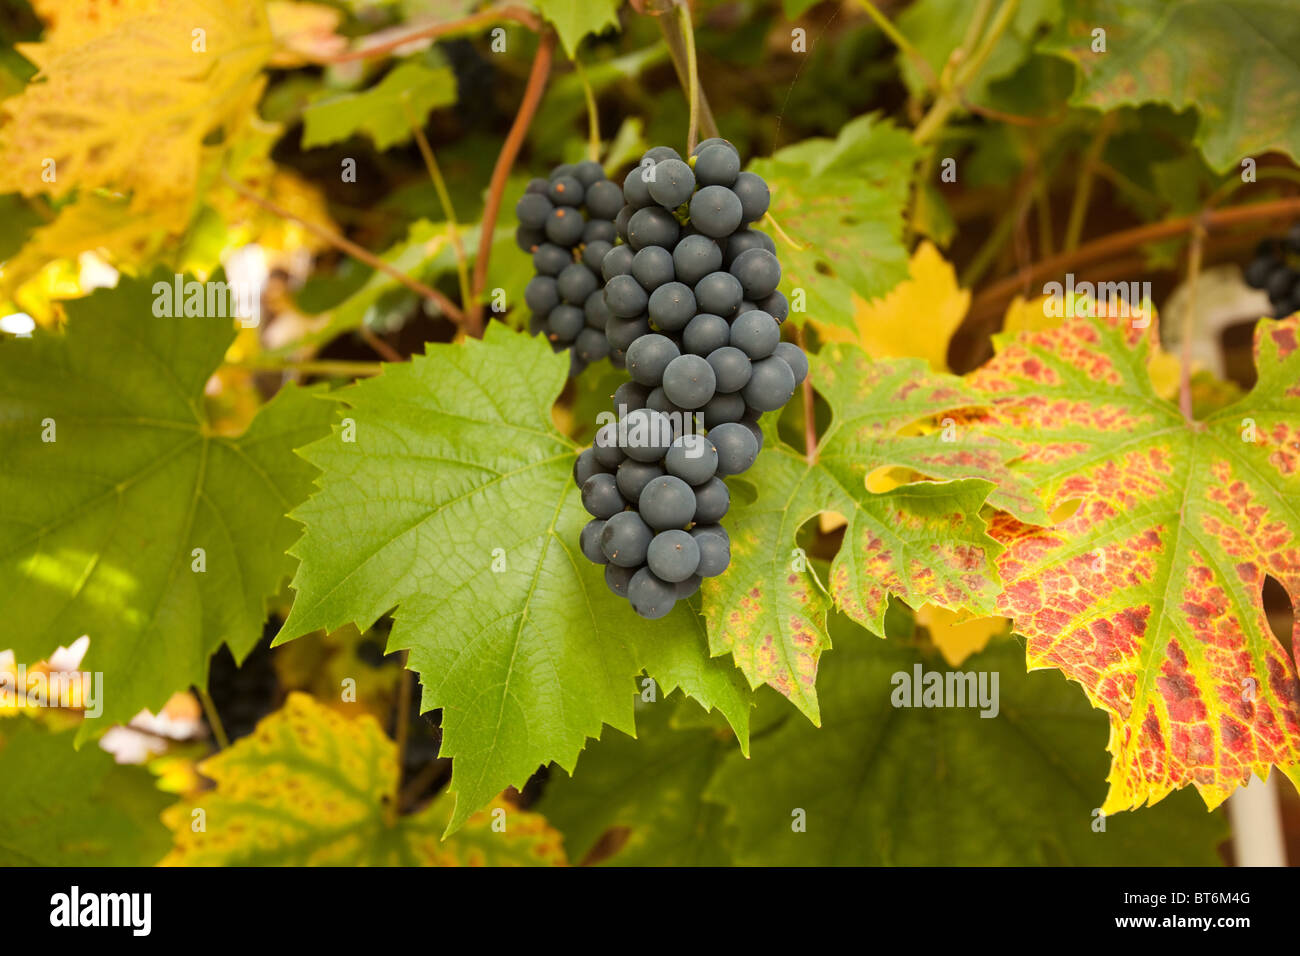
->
[
  {"left": 536, "top": 0, "right": 621, "bottom": 58},
  {"left": 814, "top": 241, "right": 970, "bottom": 372},
  {"left": 750, "top": 115, "right": 920, "bottom": 330},
  {"left": 538, "top": 697, "right": 736, "bottom": 866},
  {"left": 1045, "top": 0, "right": 1300, "bottom": 171},
  {"left": 897, "top": 0, "right": 1061, "bottom": 107},
  {"left": 0, "top": 274, "right": 336, "bottom": 735},
  {"left": 704, "top": 627, "right": 1229, "bottom": 865},
  {"left": 162, "top": 693, "right": 568, "bottom": 865},
  {"left": 0, "top": 718, "right": 171, "bottom": 866},
  {"left": 302, "top": 59, "right": 458, "bottom": 151},
  {"left": 0, "top": 0, "right": 273, "bottom": 215}
]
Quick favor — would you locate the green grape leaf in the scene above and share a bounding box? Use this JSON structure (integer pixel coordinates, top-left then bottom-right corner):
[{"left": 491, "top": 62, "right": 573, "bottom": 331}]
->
[
  {"left": 161, "top": 693, "right": 566, "bottom": 865},
  {"left": 897, "top": 0, "right": 1062, "bottom": 108},
  {"left": 701, "top": 344, "right": 1029, "bottom": 724},
  {"left": 703, "top": 627, "right": 1229, "bottom": 865},
  {"left": 302, "top": 59, "right": 458, "bottom": 151},
  {"left": 535, "top": 0, "right": 622, "bottom": 58},
  {"left": 537, "top": 697, "right": 736, "bottom": 866},
  {"left": 749, "top": 115, "right": 920, "bottom": 330},
  {"left": 0, "top": 718, "right": 171, "bottom": 866},
  {"left": 278, "top": 326, "right": 752, "bottom": 833},
  {"left": 964, "top": 311, "right": 1300, "bottom": 812},
  {"left": 1044, "top": 0, "right": 1300, "bottom": 171},
  {"left": 0, "top": 274, "right": 336, "bottom": 735}
]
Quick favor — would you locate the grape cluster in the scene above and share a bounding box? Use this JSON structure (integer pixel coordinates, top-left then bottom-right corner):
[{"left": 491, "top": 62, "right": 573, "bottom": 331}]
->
[
  {"left": 516, "top": 160, "right": 626, "bottom": 376},
  {"left": 571, "top": 139, "right": 808, "bottom": 619},
  {"left": 1244, "top": 224, "right": 1300, "bottom": 316}
]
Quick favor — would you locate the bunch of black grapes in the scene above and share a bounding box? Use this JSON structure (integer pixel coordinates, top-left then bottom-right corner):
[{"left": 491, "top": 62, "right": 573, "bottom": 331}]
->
[
  {"left": 1244, "top": 224, "right": 1300, "bottom": 316},
  {"left": 517, "top": 160, "right": 625, "bottom": 376},
  {"left": 570, "top": 139, "right": 809, "bottom": 619}
]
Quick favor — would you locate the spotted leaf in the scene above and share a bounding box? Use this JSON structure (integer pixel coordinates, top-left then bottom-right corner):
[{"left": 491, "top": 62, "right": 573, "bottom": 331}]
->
[
  {"left": 162, "top": 693, "right": 567, "bottom": 866},
  {"left": 966, "top": 311, "right": 1300, "bottom": 811},
  {"left": 701, "top": 345, "right": 1019, "bottom": 723}
]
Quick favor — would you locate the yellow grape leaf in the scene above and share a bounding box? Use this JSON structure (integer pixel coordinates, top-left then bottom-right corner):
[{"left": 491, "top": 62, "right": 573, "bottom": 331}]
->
[
  {"left": 0, "top": 0, "right": 274, "bottom": 214},
  {"left": 162, "top": 693, "right": 567, "bottom": 866},
  {"left": 0, "top": 193, "right": 172, "bottom": 304},
  {"left": 916, "top": 605, "right": 1010, "bottom": 668},
  {"left": 814, "top": 241, "right": 970, "bottom": 373},
  {"left": 267, "top": 1, "right": 346, "bottom": 67}
]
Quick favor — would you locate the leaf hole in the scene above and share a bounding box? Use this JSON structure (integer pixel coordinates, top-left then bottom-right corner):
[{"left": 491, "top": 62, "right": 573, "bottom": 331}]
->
[
  {"left": 1048, "top": 497, "right": 1083, "bottom": 524},
  {"left": 1262, "top": 575, "right": 1294, "bottom": 656}
]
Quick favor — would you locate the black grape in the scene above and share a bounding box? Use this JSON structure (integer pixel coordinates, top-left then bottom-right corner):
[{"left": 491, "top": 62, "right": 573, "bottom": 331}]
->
[
  {"left": 710, "top": 422, "right": 759, "bottom": 475},
  {"left": 692, "top": 477, "right": 730, "bottom": 523},
  {"left": 617, "top": 459, "right": 665, "bottom": 502},
  {"left": 632, "top": 246, "right": 676, "bottom": 290},
  {"left": 662, "top": 354, "right": 717, "bottom": 409},
  {"left": 605, "top": 563, "right": 634, "bottom": 597},
  {"left": 665, "top": 433, "right": 718, "bottom": 485},
  {"left": 689, "top": 185, "right": 744, "bottom": 238},
  {"left": 600, "top": 511, "right": 653, "bottom": 567},
  {"left": 673, "top": 234, "right": 724, "bottom": 284},
  {"left": 694, "top": 144, "right": 740, "bottom": 187},
  {"left": 742, "top": 355, "right": 797, "bottom": 412},
  {"left": 731, "top": 171, "right": 770, "bottom": 223},
  {"left": 730, "top": 248, "right": 781, "bottom": 299},
  {"left": 730, "top": 309, "right": 780, "bottom": 358},
  {"left": 638, "top": 475, "right": 696, "bottom": 530},
  {"left": 648, "top": 282, "right": 697, "bottom": 331},
  {"left": 605, "top": 274, "right": 650, "bottom": 318},
  {"left": 628, "top": 568, "right": 676, "bottom": 619},
  {"left": 692, "top": 526, "right": 731, "bottom": 577},
  {"left": 648, "top": 158, "right": 696, "bottom": 209},
  {"left": 682, "top": 313, "right": 730, "bottom": 356},
  {"left": 628, "top": 206, "right": 681, "bottom": 250},
  {"left": 773, "top": 341, "right": 809, "bottom": 384},
  {"left": 602, "top": 244, "right": 635, "bottom": 280},
  {"left": 647, "top": 529, "right": 701, "bottom": 582},
  {"left": 581, "top": 472, "right": 625, "bottom": 519},
  {"left": 694, "top": 271, "right": 743, "bottom": 318},
  {"left": 706, "top": 346, "right": 753, "bottom": 393},
  {"left": 626, "top": 333, "right": 681, "bottom": 386}
]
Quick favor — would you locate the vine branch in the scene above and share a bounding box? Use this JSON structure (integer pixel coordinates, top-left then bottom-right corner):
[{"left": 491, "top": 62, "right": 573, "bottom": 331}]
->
[
  {"left": 317, "top": 5, "right": 540, "bottom": 64},
  {"left": 221, "top": 172, "right": 467, "bottom": 329},
  {"left": 470, "top": 28, "right": 558, "bottom": 334},
  {"left": 969, "top": 195, "right": 1300, "bottom": 323}
]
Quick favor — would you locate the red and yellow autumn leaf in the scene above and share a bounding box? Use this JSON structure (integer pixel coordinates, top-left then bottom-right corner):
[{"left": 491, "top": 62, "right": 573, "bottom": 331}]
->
[{"left": 963, "top": 309, "right": 1300, "bottom": 812}]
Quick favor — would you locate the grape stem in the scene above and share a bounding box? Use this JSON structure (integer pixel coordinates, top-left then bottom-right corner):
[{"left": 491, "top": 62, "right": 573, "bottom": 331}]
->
[
  {"left": 677, "top": 1, "right": 701, "bottom": 154},
  {"left": 219, "top": 172, "right": 467, "bottom": 329},
  {"left": 797, "top": 326, "right": 817, "bottom": 466},
  {"left": 655, "top": 2, "right": 719, "bottom": 143},
  {"left": 388, "top": 661, "right": 413, "bottom": 827},
  {"left": 852, "top": 0, "right": 938, "bottom": 92},
  {"left": 196, "top": 686, "right": 230, "bottom": 750},
  {"left": 572, "top": 55, "right": 603, "bottom": 163},
  {"left": 764, "top": 210, "right": 805, "bottom": 250},
  {"left": 403, "top": 97, "right": 474, "bottom": 320},
  {"left": 1062, "top": 113, "right": 1117, "bottom": 253},
  {"left": 232, "top": 358, "right": 387, "bottom": 377},
  {"left": 470, "top": 29, "right": 557, "bottom": 334},
  {"left": 1178, "top": 215, "right": 1207, "bottom": 422}
]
